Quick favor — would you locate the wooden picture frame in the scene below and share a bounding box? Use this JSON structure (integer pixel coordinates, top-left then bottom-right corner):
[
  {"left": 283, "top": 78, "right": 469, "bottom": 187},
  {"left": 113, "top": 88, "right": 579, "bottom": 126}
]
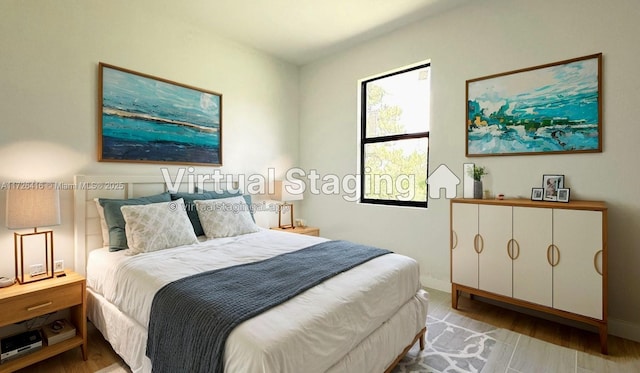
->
[
  {"left": 542, "top": 174, "right": 564, "bottom": 201},
  {"left": 466, "top": 53, "right": 602, "bottom": 156},
  {"left": 99, "top": 63, "right": 222, "bottom": 166}
]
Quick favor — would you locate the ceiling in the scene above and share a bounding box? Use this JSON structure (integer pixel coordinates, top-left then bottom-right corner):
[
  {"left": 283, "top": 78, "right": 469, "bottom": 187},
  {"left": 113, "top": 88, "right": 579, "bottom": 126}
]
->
[{"left": 161, "top": 0, "right": 472, "bottom": 65}]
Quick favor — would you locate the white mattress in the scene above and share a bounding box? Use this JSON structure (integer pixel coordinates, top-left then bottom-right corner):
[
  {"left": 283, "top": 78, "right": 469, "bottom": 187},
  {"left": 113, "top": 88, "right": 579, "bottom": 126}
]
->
[{"left": 87, "top": 229, "right": 428, "bottom": 372}]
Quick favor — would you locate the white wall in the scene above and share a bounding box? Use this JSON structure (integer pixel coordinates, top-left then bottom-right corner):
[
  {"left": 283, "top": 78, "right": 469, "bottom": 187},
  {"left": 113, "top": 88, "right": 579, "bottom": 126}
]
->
[
  {"left": 299, "top": 0, "right": 640, "bottom": 341},
  {"left": 0, "top": 1, "right": 299, "bottom": 276}
]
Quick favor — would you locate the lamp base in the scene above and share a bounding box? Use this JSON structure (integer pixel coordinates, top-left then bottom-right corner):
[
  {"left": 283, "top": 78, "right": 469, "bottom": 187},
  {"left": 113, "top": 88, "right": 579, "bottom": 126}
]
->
[
  {"left": 278, "top": 202, "right": 296, "bottom": 229},
  {"left": 14, "top": 230, "right": 55, "bottom": 285}
]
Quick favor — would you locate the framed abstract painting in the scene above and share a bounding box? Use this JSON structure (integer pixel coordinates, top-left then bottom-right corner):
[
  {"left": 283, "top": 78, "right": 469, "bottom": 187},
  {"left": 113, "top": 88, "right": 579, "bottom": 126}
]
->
[
  {"left": 99, "top": 63, "right": 222, "bottom": 166},
  {"left": 466, "top": 53, "right": 602, "bottom": 156}
]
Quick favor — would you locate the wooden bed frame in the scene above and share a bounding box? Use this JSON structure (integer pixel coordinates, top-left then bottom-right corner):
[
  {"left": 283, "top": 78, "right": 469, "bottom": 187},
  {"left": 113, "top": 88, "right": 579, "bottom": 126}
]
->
[
  {"left": 73, "top": 174, "right": 426, "bottom": 372},
  {"left": 385, "top": 327, "right": 426, "bottom": 373}
]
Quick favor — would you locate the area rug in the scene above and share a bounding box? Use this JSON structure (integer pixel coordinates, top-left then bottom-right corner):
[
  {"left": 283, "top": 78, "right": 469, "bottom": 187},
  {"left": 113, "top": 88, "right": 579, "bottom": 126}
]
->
[{"left": 393, "top": 314, "right": 497, "bottom": 373}]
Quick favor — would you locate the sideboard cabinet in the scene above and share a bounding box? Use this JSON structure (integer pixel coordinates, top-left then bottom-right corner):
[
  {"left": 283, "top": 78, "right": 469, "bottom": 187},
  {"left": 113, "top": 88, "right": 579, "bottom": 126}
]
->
[{"left": 450, "top": 198, "right": 607, "bottom": 353}]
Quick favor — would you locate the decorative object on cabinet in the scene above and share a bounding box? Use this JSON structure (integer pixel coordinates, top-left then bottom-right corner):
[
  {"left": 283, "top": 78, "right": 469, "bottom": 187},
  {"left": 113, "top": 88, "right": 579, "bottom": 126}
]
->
[
  {"left": 531, "top": 188, "right": 544, "bottom": 201},
  {"left": 268, "top": 180, "right": 304, "bottom": 229},
  {"left": 542, "top": 174, "right": 564, "bottom": 201},
  {"left": 466, "top": 165, "right": 488, "bottom": 199},
  {"left": 450, "top": 198, "right": 608, "bottom": 354},
  {"left": 463, "top": 163, "right": 475, "bottom": 198},
  {"left": 5, "top": 184, "right": 61, "bottom": 284},
  {"left": 466, "top": 53, "right": 602, "bottom": 156},
  {"left": 41, "top": 319, "right": 76, "bottom": 346},
  {"left": 99, "top": 63, "right": 222, "bottom": 166},
  {"left": 557, "top": 188, "right": 570, "bottom": 203},
  {"left": 0, "top": 277, "right": 15, "bottom": 288}
]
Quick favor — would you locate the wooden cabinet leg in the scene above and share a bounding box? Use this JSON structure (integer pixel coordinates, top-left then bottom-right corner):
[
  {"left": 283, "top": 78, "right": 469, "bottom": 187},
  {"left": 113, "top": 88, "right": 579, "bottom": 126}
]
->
[
  {"left": 599, "top": 324, "right": 608, "bottom": 355},
  {"left": 452, "top": 284, "right": 459, "bottom": 309}
]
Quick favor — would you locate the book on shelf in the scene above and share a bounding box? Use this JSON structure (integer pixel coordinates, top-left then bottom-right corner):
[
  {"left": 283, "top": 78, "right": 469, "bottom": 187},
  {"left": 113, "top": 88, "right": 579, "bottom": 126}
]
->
[{"left": 41, "top": 319, "right": 76, "bottom": 346}]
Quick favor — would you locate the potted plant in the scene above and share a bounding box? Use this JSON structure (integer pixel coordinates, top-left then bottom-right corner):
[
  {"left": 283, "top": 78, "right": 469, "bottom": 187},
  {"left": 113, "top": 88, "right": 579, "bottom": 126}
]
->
[{"left": 467, "top": 165, "right": 488, "bottom": 199}]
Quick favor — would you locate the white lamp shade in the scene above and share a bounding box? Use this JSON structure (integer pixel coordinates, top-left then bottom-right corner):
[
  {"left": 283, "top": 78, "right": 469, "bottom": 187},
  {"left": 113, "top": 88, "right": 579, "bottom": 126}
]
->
[
  {"left": 269, "top": 180, "right": 304, "bottom": 202},
  {"left": 6, "top": 186, "right": 61, "bottom": 229}
]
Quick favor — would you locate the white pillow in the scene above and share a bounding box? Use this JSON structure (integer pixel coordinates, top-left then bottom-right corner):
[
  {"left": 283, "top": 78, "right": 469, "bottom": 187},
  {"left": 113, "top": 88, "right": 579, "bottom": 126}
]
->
[
  {"left": 94, "top": 198, "right": 110, "bottom": 247},
  {"left": 194, "top": 196, "right": 260, "bottom": 238},
  {"left": 121, "top": 199, "right": 198, "bottom": 254}
]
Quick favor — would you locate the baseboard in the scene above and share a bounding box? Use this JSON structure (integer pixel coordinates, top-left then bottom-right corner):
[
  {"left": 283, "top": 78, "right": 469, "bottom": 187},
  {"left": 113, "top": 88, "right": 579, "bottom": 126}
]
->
[
  {"left": 420, "top": 276, "right": 451, "bottom": 293},
  {"left": 609, "top": 318, "right": 640, "bottom": 343}
]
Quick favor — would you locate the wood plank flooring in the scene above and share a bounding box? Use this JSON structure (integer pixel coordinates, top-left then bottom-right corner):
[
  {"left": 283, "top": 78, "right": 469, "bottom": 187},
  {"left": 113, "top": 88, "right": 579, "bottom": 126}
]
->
[{"left": 14, "top": 287, "right": 640, "bottom": 372}]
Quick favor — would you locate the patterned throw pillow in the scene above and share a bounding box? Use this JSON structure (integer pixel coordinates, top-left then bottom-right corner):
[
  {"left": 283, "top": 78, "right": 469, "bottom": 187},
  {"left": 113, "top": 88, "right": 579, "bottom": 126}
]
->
[
  {"left": 194, "top": 196, "right": 260, "bottom": 238},
  {"left": 99, "top": 192, "right": 172, "bottom": 251},
  {"left": 121, "top": 199, "right": 198, "bottom": 254},
  {"left": 170, "top": 191, "right": 253, "bottom": 236}
]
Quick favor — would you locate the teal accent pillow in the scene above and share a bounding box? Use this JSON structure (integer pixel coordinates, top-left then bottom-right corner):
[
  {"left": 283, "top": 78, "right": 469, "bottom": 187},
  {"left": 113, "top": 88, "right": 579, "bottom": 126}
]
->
[
  {"left": 170, "top": 190, "right": 254, "bottom": 236},
  {"left": 99, "top": 192, "right": 171, "bottom": 251}
]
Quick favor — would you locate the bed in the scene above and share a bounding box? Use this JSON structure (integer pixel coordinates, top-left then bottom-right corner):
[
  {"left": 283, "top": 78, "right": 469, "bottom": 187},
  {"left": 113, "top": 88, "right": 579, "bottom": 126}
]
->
[{"left": 73, "top": 175, "right": 429, "bottom": 373}]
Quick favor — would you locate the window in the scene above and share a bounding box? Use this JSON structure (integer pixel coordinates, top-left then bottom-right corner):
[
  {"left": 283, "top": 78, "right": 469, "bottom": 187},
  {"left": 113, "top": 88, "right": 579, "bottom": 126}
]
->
[{"left": 359, "top": 62, "right": 430, "bottom": 208}]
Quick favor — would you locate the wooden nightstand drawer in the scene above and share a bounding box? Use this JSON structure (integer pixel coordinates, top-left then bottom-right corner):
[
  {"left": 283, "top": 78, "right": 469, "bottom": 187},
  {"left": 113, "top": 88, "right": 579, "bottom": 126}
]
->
[
  {"left": 270, "top": 226, "right": 320, "bottom": 236},
  {"left": 296, "top": 227, "right": 319, "bottom": 236},
  {"left": 0, "top": 282, "right": 82, "bottom": 325}
]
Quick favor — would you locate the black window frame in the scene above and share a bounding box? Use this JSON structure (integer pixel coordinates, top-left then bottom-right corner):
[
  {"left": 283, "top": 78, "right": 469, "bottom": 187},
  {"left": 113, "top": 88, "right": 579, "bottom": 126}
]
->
[{"left": 359, "top": 62, "right": 430, "bottom": 208}]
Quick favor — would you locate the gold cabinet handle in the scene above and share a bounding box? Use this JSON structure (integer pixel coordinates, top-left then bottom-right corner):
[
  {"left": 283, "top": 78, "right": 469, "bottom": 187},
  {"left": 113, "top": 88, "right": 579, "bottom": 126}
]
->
[
  {"left": 451, "top": 230, "right": 458, "bottom": 250},
  {"left": 508, "top": 239, "right": 520, "bottom": 260},
  {"left": 547, "top": 244, "right": 560, "bottom": 267},
  {"left": 474, "top": 234, "right": 484, "bottom": 254},
  {"left": 27, "top": 301, "right": 52, "bottom": 312},
  {"left": 594, "top": 250, "right": 603, "bottom": 276}
]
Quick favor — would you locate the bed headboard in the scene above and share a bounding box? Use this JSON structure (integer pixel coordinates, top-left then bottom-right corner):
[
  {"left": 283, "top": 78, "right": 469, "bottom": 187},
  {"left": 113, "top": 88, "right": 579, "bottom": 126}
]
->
[{"left": 73, "top": 174, "right": 237, "bottom": 275}]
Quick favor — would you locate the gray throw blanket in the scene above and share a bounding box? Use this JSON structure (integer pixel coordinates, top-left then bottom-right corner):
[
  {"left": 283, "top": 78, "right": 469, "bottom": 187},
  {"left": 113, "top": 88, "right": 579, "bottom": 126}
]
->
[{"left": 146, "top": 240, "right": 391, "bottom": 373}]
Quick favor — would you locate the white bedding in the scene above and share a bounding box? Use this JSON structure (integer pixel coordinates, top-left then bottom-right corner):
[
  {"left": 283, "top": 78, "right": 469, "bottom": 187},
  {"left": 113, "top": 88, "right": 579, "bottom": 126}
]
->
[{"left": 87, "top": 229, "right": 428, "bottom": 373}]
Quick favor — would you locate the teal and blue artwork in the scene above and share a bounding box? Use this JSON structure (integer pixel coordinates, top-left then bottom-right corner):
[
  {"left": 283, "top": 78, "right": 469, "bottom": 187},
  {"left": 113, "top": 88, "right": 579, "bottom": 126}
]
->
[
  {"left": 466, "top": 54, "right": 601, "bottom": 156},
  {"left": 99, "top": 63, "right": 222, "bottom": 165}
]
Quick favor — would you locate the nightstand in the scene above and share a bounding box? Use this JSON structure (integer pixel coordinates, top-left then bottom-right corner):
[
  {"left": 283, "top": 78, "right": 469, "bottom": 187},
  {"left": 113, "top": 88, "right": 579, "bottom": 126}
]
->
[
  {"left": 0, "top": 271, "right": 87, "bottom": 372},
  {"left": 270, "top": 226, "right": 320, "bottom": 237}
]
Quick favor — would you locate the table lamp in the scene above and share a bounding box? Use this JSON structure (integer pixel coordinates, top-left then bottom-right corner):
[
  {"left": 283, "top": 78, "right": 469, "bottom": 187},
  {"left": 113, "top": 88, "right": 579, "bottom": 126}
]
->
[
  {"left": 269, "top": 180, "right": 303, "bottom": 229},
  {"left": 5, "top": 185, "right": 61, "bottom": 284}
]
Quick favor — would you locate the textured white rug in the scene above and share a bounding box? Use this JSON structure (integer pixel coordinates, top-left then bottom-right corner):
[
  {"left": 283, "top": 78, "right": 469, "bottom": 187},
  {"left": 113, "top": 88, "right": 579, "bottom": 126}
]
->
[{"left": 393, "top": 314, "right": 497, "bottom": 373}]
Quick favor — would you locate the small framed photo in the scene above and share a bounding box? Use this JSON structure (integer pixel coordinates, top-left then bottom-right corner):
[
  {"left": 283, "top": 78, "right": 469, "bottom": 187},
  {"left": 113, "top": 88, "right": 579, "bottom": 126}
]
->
[
  {"left": 531, "top": 188, "right": 544, "bottom": 201},
  {"left": 542, "top": 174, "right": 564, "bottom": 201},
  {"left": 557, "top": 188, "right": 570, "bottom": 203}
]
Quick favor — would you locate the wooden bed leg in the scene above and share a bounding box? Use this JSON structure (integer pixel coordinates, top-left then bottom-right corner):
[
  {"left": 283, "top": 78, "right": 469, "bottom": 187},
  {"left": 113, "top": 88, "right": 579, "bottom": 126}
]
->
[{"left": 383, "top": 327, "right": 428, "bottom": 373}]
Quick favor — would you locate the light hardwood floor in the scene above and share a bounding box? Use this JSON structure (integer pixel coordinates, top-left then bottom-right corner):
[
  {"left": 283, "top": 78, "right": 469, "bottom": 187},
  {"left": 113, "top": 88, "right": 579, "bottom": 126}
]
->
[{"left": 14, "top": 287, "right": 640, "bottom": 372}]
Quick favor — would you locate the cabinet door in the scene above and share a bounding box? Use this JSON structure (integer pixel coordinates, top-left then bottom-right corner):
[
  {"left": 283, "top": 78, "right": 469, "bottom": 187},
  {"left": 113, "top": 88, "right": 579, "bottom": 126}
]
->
[
  {"left": 552, "top": 209, "right": 603, "bottom": 319},
  {"left": 478, "top": 205, "right": 512, "bottom": 297},
  {"left": 512, "top": 207, "right": 552, "bottom": 307},
  {"left": 451, "top": 203, "right": 478, "bottom": 288}
]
